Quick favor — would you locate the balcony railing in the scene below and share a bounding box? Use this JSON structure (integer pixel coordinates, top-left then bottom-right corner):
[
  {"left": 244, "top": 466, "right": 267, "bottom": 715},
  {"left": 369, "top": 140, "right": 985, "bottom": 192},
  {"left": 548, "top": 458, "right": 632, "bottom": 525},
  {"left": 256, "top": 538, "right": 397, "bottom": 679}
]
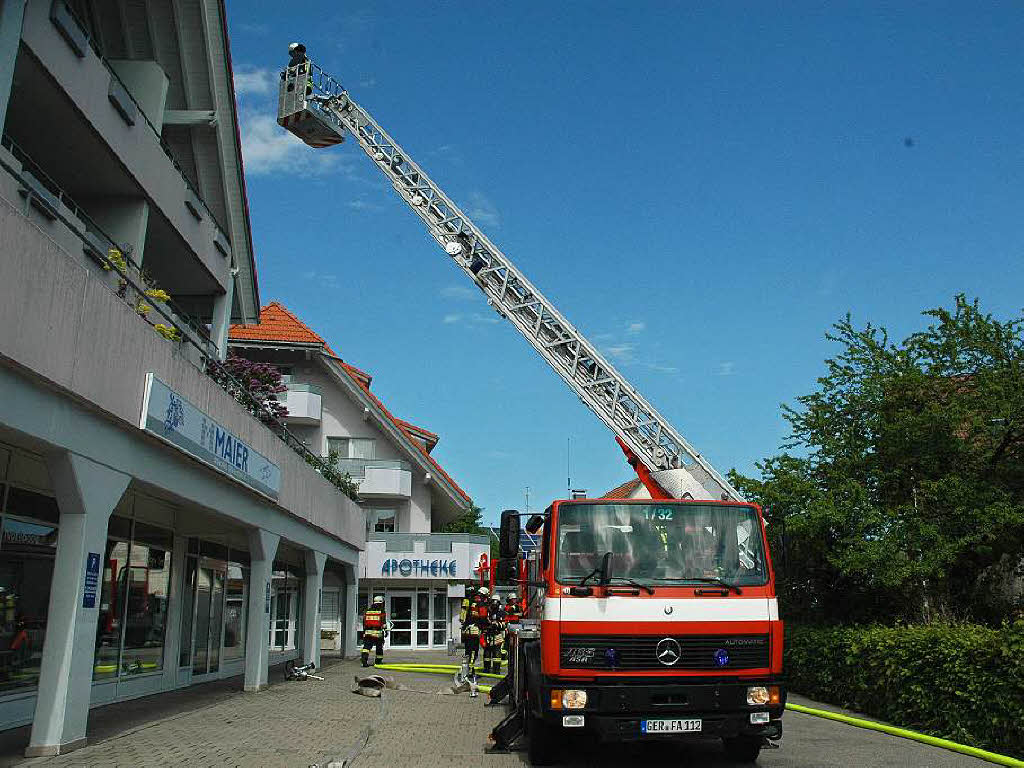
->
[
  {"left": 0, "top": 138, "right": 354, "bottom": 501},
  {"left": 1, "top": 133, "right": 216, "bottom": 357},
  {"left": 50, "top": 1, "right": 227, "bottom": 237},
  {"left": 332, "top": 458, "right": 411, "bottom": 479},
  {"left": 286, "top": 383, "right": 323, "bottom": 395}
]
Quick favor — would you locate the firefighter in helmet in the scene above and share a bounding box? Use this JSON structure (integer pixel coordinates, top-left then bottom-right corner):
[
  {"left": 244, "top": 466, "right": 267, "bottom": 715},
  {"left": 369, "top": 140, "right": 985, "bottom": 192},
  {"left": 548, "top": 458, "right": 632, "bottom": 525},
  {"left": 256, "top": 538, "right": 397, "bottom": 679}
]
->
[
  {"left": 501, "top": 593, "right": 520, "bottom": 663},
  {"left": 482, "top": 593, "right": 505, "bottom": 674},
  {"left": 461, "top": 586, "right": 489, "bottom": 673},
  {"left": 361, "top": 595, "right": 387, "bottom": 667}
]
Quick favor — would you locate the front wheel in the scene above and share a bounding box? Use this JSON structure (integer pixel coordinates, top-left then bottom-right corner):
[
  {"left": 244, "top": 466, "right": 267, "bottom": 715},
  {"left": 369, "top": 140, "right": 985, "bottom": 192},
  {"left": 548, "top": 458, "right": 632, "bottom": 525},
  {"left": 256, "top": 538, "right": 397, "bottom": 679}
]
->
[
  {"left": 527, "top": 715, "right": 558, "bottom": 766},
  {"left": 722, "top": 735, "right": 763, "bottom": 763}
]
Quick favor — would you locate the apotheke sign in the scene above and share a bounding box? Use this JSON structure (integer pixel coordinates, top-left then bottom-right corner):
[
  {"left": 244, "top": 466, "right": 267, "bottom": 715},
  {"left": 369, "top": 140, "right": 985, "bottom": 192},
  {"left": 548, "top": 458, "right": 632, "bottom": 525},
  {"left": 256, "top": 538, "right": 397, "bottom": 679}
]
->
[
  {"left": 140, "top": 374, "right": 281, "bottom": 500},
  {"left": 381, "top": 558, "right": 457, "bottom": 577}
]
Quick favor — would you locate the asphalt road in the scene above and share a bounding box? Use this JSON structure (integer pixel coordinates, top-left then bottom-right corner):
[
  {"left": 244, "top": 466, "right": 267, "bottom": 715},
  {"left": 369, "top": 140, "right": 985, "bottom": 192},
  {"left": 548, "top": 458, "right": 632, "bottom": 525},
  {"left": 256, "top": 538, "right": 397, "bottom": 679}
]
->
[{"left": 366, "top": 663, "right": 1001, "bottom": 768}]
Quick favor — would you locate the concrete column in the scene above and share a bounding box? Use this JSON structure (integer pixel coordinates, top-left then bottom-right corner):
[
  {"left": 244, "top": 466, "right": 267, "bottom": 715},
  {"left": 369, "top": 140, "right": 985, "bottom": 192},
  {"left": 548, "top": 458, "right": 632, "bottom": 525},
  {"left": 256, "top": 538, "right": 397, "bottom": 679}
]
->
[
  {"left": 301, "top": 551, "right": 327, "bottom": 668},
  {"left": 0, "top": 0, "right": 26, "bottom": 131},
  {"left": 27, "top": 453, "right": 130, "bottom": 757},
  {"left": 343, "top": 564, "right": 359, "bottom": 658},
  {"left": 243, "top": 528, "right": 279, "bottom": 692},
  {"left": 210, "top": 274, "right": 235, "bottom": 361}
]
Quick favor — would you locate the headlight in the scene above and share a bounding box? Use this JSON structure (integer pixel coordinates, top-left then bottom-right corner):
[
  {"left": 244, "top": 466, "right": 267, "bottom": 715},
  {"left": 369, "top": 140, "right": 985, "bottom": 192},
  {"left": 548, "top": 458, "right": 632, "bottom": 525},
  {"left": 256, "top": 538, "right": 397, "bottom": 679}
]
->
[
  {"left": 562, "top": 690, "right": 588, "bottom": 709},
  {"left": 746, "top": 686, "right": 770, "bottom": 705}
]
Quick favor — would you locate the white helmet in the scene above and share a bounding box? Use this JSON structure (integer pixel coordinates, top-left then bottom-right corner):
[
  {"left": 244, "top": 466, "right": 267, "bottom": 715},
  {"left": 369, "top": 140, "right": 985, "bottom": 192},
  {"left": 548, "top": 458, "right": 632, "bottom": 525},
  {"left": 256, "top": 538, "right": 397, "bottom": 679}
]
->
[
  {"left": 478, "top": 586, "right": 490, "bottom": 597},
  {"left": 372, "top": 595, "right": 384, "bottom": 605}
]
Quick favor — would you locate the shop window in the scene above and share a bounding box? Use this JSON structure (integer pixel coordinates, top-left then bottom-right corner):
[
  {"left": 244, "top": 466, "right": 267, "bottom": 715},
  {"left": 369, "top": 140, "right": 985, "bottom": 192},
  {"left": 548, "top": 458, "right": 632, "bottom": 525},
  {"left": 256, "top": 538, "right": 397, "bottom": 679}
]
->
[
  {"left": 223, "top": 564, "right": 248, "bottom": 662},
  {"left": 432, "top": 591, "right": 447, "bottom": 647},
  {"left": 178, "top": 557, "right": 196, "bottom": 667},
  {"left": 416, "top": 591, "right": 430, "bottom": 646},
  {"left": 356, "top": 591, "right": 369, "bottom": 644},
  {"left": 268, "top": 563, "right": 303, "bottom": 652},
  {"left": 93, "top": 516, "right": 173, "bottom": 680},
  {"left": 0, "top": 485, "right": 59, "bottom": 693}
]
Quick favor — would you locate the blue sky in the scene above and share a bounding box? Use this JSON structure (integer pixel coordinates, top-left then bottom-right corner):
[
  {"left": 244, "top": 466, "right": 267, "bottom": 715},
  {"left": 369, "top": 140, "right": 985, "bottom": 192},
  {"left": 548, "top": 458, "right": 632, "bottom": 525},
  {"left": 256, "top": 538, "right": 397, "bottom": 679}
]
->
[{"left": 226, "top": 2, "right": 1023, "bottom": 525}]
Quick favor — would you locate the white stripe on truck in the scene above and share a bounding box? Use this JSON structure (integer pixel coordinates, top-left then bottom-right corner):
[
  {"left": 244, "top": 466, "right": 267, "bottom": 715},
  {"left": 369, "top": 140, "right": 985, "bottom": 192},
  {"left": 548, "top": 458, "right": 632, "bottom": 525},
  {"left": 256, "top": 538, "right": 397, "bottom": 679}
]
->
[{"left": 546, "top": 597, "right": 776, "bottom": 623}]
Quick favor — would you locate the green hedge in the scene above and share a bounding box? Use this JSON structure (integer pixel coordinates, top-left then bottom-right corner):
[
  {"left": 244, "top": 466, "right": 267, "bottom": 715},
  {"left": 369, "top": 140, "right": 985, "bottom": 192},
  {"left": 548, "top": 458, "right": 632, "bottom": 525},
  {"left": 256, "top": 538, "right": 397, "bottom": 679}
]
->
[{"left": 785, "top": 622, "right": 1024, "bottom": 759}]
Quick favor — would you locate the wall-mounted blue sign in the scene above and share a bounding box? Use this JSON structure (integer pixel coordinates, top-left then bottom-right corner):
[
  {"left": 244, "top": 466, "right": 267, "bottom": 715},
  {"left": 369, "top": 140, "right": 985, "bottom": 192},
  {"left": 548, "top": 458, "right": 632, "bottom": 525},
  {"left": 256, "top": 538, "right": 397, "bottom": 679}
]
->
[
  {"left": 83, "top": 552, "right": 100, "bottom": 608},
  {"left": 140, "top": 373, "right": 281, "bottom": 500},
  {"left": 381, "top": 558, "right": 457, "bottom": 577}
]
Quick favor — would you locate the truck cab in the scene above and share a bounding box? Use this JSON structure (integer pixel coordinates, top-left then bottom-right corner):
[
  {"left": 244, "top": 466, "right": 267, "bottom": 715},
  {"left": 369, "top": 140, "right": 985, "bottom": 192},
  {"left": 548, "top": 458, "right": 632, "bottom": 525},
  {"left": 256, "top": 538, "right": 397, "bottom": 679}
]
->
[{"left": 504, "top": 498, "right": 785, "bottom": 764}]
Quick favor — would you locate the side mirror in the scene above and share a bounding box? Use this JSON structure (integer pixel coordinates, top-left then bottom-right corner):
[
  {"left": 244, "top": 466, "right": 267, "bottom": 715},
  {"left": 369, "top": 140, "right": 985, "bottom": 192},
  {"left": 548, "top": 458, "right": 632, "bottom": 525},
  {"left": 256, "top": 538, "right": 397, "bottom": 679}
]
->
[
  {"left": 499, "top": 509, "right": 521, "bottom": 560},
  {"left": 525, "top": 514, "right": 545, "bottom": 534}
]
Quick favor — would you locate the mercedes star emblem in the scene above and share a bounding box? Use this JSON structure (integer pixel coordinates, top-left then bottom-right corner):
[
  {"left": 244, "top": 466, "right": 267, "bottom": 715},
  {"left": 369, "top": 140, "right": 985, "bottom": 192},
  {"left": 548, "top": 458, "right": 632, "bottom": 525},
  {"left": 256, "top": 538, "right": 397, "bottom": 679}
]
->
[{"left": 655, "top": 637, "right": 682, "bottom": 666}]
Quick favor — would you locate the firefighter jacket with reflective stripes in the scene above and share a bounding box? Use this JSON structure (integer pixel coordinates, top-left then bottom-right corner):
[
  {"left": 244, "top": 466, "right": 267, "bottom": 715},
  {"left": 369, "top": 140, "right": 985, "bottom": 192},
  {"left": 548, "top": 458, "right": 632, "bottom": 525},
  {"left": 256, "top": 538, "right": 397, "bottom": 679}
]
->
[{"left": 362, "top": 609, "right": 386, "bottom": 637}]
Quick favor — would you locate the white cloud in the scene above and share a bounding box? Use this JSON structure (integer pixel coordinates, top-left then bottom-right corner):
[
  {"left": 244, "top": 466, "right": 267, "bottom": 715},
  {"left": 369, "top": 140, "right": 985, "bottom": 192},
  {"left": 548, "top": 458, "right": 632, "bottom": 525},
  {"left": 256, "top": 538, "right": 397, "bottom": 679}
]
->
[
  {"left": 466, "top": 191, "right": 501, "bottom": 229},
  {"left": 645, "top": 362, "right": 679, "bottom": 374},
  {"left": 301, "top": 269, "right": 338, "bottom": 288},
  {"left": 347, "top": 198, "right": 382, "bottom": 212},
  {"left": 716, "top": 361, "right": 736, "bottom": 376},
  {"left": 440, "top": 284, "right": 477, "bottom": 301},
  {"left": 233, "top": 68, "right": 277, "bottom": 97},
  {"left": 442, "top": 312, "right": 500, "bottom": 327},
  {"left": 239, "top": 108, "right": 345, "bottom": 177},
  {"left": 627, "top": 321, "right": 646, "bottom": 334},
  {"left": 603, "top": 343, "right": 636, "bottom": 363}
]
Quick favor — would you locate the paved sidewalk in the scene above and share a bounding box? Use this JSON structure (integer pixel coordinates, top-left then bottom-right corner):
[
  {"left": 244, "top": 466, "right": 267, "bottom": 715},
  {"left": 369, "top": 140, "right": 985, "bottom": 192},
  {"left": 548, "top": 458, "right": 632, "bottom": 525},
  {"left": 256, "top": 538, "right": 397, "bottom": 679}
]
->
[{"left": 0, "top": 650, "right": 1000, "bottom": 767}]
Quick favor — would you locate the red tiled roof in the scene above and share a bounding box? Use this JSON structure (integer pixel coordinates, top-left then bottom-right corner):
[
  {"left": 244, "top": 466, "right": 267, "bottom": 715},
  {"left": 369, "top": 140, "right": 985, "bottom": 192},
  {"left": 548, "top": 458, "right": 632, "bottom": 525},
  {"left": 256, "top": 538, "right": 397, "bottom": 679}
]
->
[
  {"left": 395, "top": 419, "right": 440, "bottom": 453},
  {"left": 229, "top": 302, "right": 337, "bottom": 356},
  {"left": 604, "top": 478, "right": 643, "bottom": 499},
  {"left": 343, "top": 363, "right": 373, "bottom": 390}
]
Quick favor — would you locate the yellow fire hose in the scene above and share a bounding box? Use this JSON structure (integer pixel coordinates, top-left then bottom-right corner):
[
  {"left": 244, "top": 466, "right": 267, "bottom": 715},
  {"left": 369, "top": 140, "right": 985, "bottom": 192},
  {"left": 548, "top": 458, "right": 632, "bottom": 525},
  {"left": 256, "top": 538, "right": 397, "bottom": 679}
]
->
[
  {"left": 370, "top": 666, "right": 1024, "bottom": 766},
  {"left": 786, "top": 703, "right": 1024, "bottom": 767}
]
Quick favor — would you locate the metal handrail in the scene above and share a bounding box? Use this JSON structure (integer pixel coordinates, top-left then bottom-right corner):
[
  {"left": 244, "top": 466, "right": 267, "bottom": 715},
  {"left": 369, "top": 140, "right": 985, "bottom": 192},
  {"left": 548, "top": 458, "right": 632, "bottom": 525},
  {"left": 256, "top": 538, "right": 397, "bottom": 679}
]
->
[
  {"left": 333, "top": 457, "right": 411, "bottom": 478},
  {"left": 0, "top": 141, "right": 353, "bottom": 499},
  {"left": 1, "top": 133, "right": 215, "bottom": 354},
  {"left": 55, "top": 1, "right": 228, "bottom": 238}
]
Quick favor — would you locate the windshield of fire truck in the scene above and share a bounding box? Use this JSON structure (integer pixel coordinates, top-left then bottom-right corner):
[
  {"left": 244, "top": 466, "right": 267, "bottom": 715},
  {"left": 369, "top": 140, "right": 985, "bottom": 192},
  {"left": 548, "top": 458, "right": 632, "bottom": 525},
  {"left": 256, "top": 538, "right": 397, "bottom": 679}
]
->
[{"left": 555, "top": 503, "right": 768, "bottom": 586}]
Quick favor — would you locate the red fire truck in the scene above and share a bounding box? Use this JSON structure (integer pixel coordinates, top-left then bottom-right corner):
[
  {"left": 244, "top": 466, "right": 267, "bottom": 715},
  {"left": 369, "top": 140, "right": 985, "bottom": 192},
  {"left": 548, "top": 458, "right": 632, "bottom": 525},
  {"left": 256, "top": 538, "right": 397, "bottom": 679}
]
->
[{"left": 276, "top": 45, "right": 785, "bottom": 763}]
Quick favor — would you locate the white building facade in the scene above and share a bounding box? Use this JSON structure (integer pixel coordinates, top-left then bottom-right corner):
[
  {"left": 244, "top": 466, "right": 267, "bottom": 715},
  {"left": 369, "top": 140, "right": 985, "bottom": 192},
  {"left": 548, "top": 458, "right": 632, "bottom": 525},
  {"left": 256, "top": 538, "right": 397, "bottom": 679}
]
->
[
  {"left": 0, "top": 1, "right": 362, "bottom": 756},
  {"left": 229, "top": 303, "right": 487, "bottom": 653}
]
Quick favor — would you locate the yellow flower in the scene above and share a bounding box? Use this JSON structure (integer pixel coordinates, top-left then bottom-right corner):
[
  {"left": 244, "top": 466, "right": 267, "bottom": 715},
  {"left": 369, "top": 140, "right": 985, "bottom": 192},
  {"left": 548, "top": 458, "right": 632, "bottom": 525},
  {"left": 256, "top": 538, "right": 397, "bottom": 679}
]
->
[
  {"left": 154, "top": 324, "right": 181, "bottom": 341},
  {"left": 144, "top": 288, "right": 171, "bottom": 303}
]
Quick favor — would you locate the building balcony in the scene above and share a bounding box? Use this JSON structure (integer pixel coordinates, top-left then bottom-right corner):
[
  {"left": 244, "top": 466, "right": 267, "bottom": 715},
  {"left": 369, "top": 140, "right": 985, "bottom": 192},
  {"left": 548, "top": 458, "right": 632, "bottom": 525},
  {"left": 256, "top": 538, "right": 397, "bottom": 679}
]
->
[
  {"left": 0, "top": 147, "right": 364, "bottom": 551},
  {"left": 335, "top": 459, "right": 413, "bottom": 499},
  {"left": 13, "top": 1, "right": 232, "bottom": 297},
  {"left": 281, "top": 384, "right": 322, "bottom": 425}
]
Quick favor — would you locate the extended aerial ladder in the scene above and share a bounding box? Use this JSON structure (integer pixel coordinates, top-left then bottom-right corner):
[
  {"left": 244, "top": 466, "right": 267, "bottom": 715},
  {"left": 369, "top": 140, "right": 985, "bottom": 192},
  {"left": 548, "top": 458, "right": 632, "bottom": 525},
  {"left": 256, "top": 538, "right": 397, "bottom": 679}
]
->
[{"left": 276, "top": 44, "right": 742, "bottom": 502}]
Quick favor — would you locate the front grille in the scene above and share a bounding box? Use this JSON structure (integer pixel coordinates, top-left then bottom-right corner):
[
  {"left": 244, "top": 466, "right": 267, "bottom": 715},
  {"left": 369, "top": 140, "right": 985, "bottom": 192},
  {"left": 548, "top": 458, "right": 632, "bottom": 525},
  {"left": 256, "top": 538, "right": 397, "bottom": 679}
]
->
[{"left": 560, "top": 634, "right": 769, "bottom": 670}]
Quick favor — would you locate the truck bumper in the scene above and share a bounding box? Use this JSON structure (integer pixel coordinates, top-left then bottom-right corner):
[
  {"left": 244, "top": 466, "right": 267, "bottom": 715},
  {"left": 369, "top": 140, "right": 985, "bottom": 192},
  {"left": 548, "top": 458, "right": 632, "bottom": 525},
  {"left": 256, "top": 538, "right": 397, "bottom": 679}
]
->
[{"left": 538, "top": 679, "right": 785, "bottom": 743}]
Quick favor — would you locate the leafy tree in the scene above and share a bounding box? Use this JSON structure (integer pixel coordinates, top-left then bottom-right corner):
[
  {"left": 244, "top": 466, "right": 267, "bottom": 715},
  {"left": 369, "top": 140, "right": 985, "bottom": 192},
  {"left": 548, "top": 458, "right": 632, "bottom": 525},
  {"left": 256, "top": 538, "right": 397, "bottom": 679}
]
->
[
  {"left": 438, "top": 504, "right": 500, "bottom": 560},
  {"left": 733, "top": 295, "right": 1024, "bottom": 624}
]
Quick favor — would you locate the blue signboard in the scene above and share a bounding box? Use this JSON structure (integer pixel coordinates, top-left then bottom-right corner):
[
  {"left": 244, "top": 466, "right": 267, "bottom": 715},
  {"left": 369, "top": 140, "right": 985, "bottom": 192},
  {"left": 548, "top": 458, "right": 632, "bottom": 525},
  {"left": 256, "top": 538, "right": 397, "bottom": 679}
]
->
[
  {"left": 140, "top": 373, "right": 281, "bottom": 500},
  {"left": 83, "top": 552, "right": 100, "bottom": 608}
]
